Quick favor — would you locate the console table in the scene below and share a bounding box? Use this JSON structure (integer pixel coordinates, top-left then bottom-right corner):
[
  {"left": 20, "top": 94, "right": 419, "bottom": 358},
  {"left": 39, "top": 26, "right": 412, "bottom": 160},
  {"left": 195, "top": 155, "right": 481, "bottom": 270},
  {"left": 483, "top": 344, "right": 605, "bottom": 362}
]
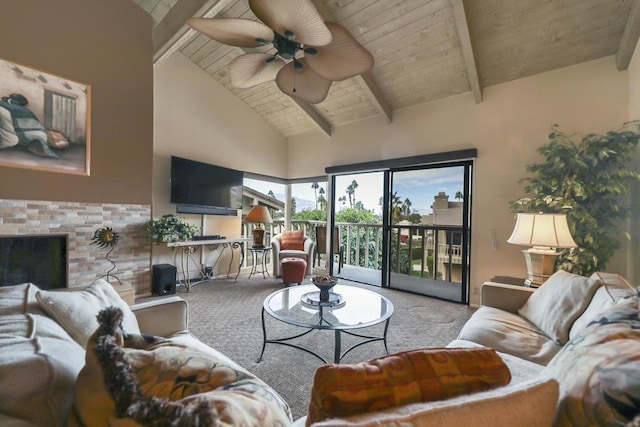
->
[{"left": 167, "top": 237, "right": 252, "bottom": 292}]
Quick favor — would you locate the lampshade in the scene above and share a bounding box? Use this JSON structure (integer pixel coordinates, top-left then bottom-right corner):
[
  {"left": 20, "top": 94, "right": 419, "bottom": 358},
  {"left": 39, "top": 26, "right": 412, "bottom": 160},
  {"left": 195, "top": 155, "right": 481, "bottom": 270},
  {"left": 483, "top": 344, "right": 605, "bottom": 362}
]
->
[
  {"left": 507, "top": 213, "right": 576, "bottom": 250},
  {"left": 245, "top": 205, "right": 272, "bottom": 248},
  {"left": 245, "top": 205, "right": 273, "bottom": 225}
]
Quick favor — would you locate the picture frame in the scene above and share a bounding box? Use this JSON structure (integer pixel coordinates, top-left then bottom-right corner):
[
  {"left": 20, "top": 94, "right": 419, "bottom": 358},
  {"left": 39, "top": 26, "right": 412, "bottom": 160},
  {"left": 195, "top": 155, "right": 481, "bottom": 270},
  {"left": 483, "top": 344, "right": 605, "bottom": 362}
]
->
[{"left": 0, "top": 57, "right": 91, "bottom": 176}]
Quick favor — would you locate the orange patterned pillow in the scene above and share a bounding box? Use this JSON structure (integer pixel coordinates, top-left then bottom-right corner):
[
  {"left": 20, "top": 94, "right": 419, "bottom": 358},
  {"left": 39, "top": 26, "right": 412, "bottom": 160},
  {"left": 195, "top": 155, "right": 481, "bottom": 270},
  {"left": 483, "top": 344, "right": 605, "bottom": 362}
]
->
[
  {"left": 306, "top": 347, "right": 511, "bottom": 425},
  {"left": 280, "top": 230, "right": 305, "bottom": 250}
]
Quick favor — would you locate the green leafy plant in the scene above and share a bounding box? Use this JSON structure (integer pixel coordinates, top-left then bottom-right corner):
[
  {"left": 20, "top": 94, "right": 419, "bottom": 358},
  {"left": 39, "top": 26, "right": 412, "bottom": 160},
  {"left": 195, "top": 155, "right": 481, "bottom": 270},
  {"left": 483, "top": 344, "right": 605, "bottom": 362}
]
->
[
  {"left": 511, "top": 123, "right": 640, "bottom": 276},
  {"left": 146, "top": 214, "right": 200, "bottom": 244}
]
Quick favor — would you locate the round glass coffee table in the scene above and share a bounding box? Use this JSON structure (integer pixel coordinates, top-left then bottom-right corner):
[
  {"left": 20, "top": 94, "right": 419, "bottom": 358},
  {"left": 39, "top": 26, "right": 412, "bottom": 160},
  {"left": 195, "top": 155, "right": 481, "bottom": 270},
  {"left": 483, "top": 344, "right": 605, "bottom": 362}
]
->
[{"left": 258, "top": 284, "right": 394, "bottom": 364}]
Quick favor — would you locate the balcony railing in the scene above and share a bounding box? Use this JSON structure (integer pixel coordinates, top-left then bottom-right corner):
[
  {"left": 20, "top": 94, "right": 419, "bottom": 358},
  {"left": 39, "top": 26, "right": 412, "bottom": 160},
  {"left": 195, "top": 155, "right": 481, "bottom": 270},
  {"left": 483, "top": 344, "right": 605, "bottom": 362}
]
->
[{"left": 242, "top": 220, "right": 464, "bottom": 282}]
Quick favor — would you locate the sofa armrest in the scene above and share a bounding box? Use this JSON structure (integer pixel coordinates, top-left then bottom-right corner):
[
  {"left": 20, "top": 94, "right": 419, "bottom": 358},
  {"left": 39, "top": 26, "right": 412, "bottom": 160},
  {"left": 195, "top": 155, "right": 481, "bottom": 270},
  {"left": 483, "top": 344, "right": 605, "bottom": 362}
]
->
[
  {"left": 481, "top": 282, "right": 536, "bottom": 313},
  {"left": 130, "top": 296, "right": 188, "bottom": 337}
]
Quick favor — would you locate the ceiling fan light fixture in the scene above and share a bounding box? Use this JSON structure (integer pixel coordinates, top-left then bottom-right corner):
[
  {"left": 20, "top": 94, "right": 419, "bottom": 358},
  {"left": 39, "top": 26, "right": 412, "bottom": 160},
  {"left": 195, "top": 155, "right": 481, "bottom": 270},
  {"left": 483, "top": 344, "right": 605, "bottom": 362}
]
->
[{"left": 188, "top": 1, "right": 374, "bottom": 104}]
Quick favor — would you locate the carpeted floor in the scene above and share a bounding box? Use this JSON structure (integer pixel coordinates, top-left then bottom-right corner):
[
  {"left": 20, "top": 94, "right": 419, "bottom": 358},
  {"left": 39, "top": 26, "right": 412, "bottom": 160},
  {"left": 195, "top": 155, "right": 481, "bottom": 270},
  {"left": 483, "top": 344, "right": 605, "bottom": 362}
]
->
[{"left": 177, "top": 276, "right": 476, "bottom": 420}]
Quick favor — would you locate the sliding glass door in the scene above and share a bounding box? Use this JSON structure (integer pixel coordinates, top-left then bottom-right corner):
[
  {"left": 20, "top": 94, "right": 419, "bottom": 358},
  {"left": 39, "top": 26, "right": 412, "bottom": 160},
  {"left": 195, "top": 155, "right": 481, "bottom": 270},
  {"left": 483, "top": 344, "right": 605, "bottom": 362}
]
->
[
  {"left": 387, "top": 162, "right": 472, "bottom": 303},
  {"left": 330, "top": 172, "right": 384, "bottom": 286},
  {"left": 327, "top": 158, "right": 473, "bottom": 304}
]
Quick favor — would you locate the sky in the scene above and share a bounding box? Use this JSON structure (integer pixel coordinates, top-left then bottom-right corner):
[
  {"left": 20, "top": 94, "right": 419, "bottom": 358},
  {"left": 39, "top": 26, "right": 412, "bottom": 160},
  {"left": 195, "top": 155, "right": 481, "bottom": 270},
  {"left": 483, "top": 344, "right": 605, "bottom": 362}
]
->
[{"left": 244, "top": 166, "right": 466, "bottom": 215}]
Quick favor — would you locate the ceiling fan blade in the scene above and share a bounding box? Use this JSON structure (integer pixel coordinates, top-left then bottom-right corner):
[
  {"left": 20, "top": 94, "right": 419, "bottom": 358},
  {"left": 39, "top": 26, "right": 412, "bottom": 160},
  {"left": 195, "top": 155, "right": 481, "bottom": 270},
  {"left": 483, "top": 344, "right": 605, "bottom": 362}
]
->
[
  {"left": 229, "top": 53, "right": 284, "bottom": 88},
  {"left": 249, "top": 0, "right": 332, "bottom": 47},
  {"left": 276, "top": 59, "right": 332, "bottom": 104},
  {"left": 305, "top": 22, "right": 374, "bottom": 81},
  {"left": 186, "top": 17, "right": 274, "bottom": 47}
]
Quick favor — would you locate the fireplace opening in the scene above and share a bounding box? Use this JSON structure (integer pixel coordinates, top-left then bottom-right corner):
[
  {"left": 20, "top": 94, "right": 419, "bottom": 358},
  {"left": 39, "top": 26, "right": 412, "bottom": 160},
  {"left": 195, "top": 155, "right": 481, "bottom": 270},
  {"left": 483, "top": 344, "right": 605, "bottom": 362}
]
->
[{"left": 0, "top": 235, "right": 68, "bottom": 290}]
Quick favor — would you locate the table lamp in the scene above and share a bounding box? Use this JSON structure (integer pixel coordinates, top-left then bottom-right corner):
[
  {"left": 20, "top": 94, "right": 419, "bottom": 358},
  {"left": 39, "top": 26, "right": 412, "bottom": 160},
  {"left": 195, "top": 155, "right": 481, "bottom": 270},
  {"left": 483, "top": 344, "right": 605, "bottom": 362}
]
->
[
  {"left": 245, "top": 205, "right": 273, "bottom": 248},
  {"left": 507, "top": 213, "right": 577, "bottom": 287}
]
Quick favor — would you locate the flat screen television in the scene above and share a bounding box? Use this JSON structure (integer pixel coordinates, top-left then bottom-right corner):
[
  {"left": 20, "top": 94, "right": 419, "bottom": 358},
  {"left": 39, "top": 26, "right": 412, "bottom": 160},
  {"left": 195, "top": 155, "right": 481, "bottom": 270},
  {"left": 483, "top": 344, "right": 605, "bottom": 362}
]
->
[{"left": 170, "top": 156, "right": 243, "bottom": 212}]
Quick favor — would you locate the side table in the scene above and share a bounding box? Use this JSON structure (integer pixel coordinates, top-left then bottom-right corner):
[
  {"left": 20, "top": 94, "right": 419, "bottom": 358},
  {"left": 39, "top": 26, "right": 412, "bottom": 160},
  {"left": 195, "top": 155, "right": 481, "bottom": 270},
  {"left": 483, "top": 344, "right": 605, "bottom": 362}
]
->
[{"left": 249, "top": 246, "right": 271, "bottom": 279}]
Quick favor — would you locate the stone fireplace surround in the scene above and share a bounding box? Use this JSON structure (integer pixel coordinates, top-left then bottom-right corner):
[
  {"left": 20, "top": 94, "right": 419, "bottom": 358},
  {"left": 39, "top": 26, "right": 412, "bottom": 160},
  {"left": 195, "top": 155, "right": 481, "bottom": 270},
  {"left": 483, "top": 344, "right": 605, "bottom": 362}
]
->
[{"left": 0, "top": 199, "right": 152, "bottom": 296}]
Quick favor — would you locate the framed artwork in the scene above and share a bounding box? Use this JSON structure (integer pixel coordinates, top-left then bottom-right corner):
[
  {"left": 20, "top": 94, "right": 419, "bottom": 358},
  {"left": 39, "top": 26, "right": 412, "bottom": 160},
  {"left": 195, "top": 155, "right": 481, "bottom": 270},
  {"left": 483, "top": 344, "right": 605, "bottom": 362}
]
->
[{"left": 0, "top": 58, "right": 91, "bottom": 175}]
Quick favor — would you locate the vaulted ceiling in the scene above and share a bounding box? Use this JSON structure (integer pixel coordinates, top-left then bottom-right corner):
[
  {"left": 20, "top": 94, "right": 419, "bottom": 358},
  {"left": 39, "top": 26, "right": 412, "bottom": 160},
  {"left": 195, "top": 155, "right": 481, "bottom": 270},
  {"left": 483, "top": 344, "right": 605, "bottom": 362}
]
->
[{"left": 133, "top": 0, "right": 640, "bottom": 137}]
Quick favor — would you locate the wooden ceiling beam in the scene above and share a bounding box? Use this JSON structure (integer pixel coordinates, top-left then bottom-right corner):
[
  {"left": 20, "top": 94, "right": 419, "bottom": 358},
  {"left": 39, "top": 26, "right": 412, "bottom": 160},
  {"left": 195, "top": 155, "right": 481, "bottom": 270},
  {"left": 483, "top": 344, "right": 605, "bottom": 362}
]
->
[
  {"left": 450, "top": 0, "right": 483, "bottom": 103},
  {"left": 291, "top": 98, "right": 333, "bottom": 137},
  {"left": 153, "top": 0, "right": 235, "bottom": 64},
  {"left": 355, "top": 74, "right": 392, "bottom": 124},
  {"left": 616, "top": 0, "right": 640, "bottom": 71}
]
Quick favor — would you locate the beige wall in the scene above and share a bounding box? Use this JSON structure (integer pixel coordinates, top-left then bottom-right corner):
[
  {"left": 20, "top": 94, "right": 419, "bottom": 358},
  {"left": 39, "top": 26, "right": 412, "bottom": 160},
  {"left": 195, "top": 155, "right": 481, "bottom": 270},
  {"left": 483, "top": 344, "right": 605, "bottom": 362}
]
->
[
  {"left": 0, "top": 0, "right": 154, "bottom": 294},
  {"left": 152, "top": 53, "right": 288, "bottom": 275},
  {"left": 0, "top": 0, "right": 154, "bottom": 205},
  {"left": 288, "top": 56, "right": 630, "bottom": 304}
]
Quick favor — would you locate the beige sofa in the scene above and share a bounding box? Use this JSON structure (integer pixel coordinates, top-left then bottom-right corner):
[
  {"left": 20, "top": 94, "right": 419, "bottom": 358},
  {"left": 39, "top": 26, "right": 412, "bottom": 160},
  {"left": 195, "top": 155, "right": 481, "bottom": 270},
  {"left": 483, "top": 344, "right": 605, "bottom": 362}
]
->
[
  {"left": 295, "top": 270, "right": 639, "bottom": 426},
  {"left": 0, "top": 280, "right": 292, "bottom": 426}
]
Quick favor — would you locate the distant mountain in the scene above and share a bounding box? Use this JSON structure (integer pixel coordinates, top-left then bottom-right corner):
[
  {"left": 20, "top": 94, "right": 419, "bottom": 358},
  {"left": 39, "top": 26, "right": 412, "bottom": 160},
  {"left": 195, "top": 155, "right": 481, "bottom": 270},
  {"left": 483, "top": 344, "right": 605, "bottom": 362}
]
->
[
  {"left": 296, "top": 197, "right": 315, "bottom": 211},
  {"left": 273, "top": 193, "right": 316, "bottom": 212}
]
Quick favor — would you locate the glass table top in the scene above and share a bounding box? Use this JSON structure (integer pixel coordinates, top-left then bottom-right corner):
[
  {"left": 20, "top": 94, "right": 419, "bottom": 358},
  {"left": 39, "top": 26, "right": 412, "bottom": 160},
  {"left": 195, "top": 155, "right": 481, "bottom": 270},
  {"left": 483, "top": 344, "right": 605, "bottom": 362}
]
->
[{"left": 263, "top": 284, "right": 394, "bottom": 330}]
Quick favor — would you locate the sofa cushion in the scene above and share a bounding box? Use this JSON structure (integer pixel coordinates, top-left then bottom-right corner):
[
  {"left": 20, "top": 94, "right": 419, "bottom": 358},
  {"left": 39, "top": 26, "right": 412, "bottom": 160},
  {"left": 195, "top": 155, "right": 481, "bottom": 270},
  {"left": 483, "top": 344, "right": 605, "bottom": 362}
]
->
[
  {"left": 36, "top": 279, "right": 140, "bottom": 348},
  {"left": 280, "top": 230, "right": 305, "bottom": 250},
  {"left": 447, "top": 339, "right": 545, "bottom": 384},
  {"left": 545, "top": 295, "right": 640, "bottom": 426},
  {"left": 75, "top": 307, "right": 292, "bottom": 427},
  {"left": 518, "top": 270, "right": 601, "bottom": 345},
  {"left": 306, "top": 347, "right": 511, "bottom": 426},
  {"left": 0, "top": 313, "right": 84, "bottom": 427},
  {"left": 457, "top": 306, "right": 562, "bottom": 365},
  {"left": 568, "top": 272, "right": 635, "bottom": 340},
  {"left": 305, "top": 377, "right": 559, "bottom": 427}
]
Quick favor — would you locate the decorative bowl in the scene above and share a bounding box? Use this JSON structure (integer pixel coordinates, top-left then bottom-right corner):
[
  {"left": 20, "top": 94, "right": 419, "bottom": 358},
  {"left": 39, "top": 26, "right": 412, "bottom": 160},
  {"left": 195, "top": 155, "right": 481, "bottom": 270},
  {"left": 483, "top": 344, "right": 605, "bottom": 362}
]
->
[{"left": 311, "top": 275, "right": 338, "bottom": 301}]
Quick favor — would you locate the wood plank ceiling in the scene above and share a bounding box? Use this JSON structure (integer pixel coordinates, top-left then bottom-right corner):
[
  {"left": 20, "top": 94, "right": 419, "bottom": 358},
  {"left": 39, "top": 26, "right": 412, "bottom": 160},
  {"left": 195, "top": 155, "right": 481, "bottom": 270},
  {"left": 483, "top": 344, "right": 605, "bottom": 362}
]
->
[{"left": 134, "top": 0, "right": 640, "bottom": 138}]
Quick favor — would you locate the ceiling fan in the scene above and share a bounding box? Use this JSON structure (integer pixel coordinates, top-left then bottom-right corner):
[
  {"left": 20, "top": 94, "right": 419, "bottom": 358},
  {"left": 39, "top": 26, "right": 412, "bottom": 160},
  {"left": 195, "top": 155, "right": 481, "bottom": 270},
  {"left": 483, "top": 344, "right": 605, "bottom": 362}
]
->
[{"left": 186, "top": 0, "right": 374, "bottom": 104}]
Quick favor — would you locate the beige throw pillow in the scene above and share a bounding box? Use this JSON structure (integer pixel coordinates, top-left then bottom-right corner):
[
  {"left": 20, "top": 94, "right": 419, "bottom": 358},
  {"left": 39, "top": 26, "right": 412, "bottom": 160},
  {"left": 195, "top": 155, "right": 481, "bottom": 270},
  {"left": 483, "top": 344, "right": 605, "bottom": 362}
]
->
[
  {"left": 518, "top": 270, "right": 601, "bottom": 345},
  {"left": 36, "top": 279, "right": 140, "bottom": 348}
]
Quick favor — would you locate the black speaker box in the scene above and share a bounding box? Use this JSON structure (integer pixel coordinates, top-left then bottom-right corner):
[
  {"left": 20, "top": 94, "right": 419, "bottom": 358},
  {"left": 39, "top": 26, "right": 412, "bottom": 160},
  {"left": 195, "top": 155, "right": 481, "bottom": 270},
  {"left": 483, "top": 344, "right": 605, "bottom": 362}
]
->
[{"left": 152, "top": 264, "right": 177, "bottom": 296}]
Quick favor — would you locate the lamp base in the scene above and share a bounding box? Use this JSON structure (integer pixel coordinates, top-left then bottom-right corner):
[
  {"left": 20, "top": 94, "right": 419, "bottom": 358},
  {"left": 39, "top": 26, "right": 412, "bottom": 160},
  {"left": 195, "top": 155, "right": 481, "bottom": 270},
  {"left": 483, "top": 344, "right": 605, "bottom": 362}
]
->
[
  {"left": 522, "top": 249, "right": 559, "bottom": 287},
  {"left": 252, "top": 228, "right": 265, "bottom": 248}
]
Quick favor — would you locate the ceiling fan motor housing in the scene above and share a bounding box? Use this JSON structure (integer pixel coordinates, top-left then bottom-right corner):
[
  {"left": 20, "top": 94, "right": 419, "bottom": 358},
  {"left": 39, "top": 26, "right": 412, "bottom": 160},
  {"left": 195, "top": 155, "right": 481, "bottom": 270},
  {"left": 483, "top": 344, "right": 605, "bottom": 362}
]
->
[{"left": 273, "top": 32, "right": 301, "bottom": 61}]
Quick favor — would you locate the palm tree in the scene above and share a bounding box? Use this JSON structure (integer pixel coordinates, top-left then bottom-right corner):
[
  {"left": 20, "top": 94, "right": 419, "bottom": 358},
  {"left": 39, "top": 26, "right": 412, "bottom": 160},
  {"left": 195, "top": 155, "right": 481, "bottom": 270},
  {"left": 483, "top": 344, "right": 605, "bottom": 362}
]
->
[
  {"left": 311, "top": 182, "right": 319, "bottom": 210},
  {"left": 455, "top": 191, "right": 463, "bottom": 201},
  {"left": 346, "top": 180, "right": 359, "bottom": 208},
  {"left": 391, "top": 191, "right": 402, "bottom": 223},
  {"left": 338, "top": 196, "right": 347, "bottom": 209},
  {"left": 318, "top": 188, "right": 326, "bottom": 211},
  {"left": 318, "top": 194, "right": 327, "bottom": 211},
  {"left": 403, "top": 198, "right": 412, "bottom": 216}
]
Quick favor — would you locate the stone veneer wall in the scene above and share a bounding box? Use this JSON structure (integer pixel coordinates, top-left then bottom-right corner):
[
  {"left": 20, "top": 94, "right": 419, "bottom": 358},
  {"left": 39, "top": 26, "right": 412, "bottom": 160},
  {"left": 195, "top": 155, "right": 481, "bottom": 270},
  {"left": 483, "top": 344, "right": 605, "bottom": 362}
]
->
[{"left": 0, "top": 199, "right": 151, "bottom": 295}]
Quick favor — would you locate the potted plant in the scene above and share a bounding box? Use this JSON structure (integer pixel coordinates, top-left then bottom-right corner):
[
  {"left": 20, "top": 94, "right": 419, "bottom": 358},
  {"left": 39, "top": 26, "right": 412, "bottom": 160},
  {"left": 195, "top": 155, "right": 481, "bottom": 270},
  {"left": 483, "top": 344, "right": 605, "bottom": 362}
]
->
[
  {"left": 511, "top": 122, "right": 640, "bottom": 276},
  {"left": 146, "top": 214, "right": 200, "bottom": 244}
]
